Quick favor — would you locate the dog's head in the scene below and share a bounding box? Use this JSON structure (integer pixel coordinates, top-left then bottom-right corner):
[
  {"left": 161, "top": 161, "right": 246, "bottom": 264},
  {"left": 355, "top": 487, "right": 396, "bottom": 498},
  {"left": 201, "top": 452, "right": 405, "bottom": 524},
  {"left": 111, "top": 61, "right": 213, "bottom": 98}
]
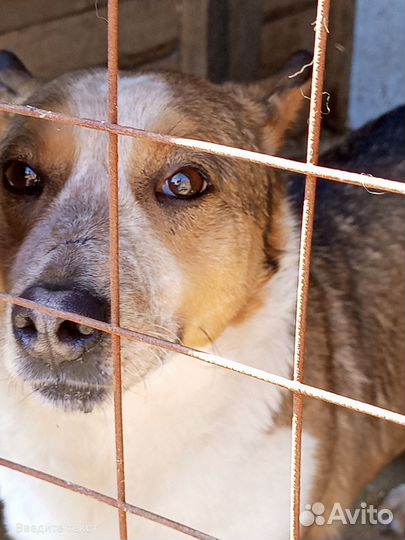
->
[{"left": 0, "top": 50, "right": 310, "bottom": 412}]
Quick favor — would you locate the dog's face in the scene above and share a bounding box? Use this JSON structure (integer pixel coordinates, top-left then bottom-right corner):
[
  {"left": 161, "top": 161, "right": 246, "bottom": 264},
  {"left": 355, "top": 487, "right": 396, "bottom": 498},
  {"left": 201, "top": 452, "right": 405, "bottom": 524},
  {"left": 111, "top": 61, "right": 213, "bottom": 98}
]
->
[{"left": 0, "top": 51, "right": 310, "bottom": 412}]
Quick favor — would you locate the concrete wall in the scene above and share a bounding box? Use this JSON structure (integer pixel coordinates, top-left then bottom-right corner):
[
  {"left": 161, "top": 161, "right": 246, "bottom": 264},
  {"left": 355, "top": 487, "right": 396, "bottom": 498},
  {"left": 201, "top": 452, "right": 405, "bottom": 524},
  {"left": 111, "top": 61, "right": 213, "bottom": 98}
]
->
[{"left": 349, "top": 0, "right": 405, "bottom": 129}]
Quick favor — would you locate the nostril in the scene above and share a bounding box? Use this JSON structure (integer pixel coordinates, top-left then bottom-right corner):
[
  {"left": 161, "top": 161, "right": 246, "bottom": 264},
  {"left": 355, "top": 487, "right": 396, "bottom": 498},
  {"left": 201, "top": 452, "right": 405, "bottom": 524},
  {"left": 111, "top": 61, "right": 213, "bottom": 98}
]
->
[
  {"left": 57, "top": 321, "right": 98, "bottom": 347},
  {"left": 14, "top": 313, "right": 36, "bottom": 333},
  {"left": 12, "top": 309, "right": 38, "bottom": 347}
]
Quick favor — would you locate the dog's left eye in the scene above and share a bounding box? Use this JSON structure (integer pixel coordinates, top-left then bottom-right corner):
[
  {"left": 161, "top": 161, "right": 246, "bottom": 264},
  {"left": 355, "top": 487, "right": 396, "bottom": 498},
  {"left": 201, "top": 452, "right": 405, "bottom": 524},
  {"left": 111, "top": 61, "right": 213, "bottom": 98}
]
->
[
  {"left": 156, "top": 167, "right": 208, "bottom": 200},
  {"left": 2, "top": 160, "right": 43, "bottom": 196}
]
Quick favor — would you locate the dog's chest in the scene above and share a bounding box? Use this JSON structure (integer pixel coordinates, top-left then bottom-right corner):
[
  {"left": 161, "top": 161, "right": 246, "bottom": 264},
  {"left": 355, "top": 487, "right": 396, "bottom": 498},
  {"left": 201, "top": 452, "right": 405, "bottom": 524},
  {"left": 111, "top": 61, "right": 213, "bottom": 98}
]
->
[{"left": 0, "top": 365, "right": 318, "bottom": 539}]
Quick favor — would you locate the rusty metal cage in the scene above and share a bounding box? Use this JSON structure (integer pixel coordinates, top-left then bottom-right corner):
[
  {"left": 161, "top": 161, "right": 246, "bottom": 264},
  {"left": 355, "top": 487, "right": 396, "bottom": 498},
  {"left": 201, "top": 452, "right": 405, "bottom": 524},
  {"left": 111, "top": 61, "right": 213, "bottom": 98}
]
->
[{"left": 0, "top": 1, "right": 404, "bottom": 539}]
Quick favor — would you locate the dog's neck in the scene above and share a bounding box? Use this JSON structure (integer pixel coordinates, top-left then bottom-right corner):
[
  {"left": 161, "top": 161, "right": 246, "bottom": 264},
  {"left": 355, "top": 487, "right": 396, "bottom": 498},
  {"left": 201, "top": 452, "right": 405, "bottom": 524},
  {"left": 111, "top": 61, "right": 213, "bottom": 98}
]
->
[{"left": 214, "top": 198, "right": 299, "bottom": 371}]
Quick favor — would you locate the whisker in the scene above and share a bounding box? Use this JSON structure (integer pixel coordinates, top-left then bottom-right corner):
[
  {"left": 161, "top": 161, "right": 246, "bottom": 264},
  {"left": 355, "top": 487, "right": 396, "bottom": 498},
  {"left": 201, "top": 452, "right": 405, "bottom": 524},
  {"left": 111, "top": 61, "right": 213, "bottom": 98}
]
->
[
  {"left": 199, "top": 327, "right": 220, "bottom": 355},
  {"left": 147, "top": 323, "right": 183, "bottom": 344}
]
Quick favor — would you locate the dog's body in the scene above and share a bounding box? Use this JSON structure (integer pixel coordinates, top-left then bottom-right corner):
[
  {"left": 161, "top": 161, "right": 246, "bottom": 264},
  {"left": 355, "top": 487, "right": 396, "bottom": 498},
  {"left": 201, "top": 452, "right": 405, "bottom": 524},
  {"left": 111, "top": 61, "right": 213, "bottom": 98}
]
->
[{"left": 0, "top": 52, "right": 404, "bottom": 539}]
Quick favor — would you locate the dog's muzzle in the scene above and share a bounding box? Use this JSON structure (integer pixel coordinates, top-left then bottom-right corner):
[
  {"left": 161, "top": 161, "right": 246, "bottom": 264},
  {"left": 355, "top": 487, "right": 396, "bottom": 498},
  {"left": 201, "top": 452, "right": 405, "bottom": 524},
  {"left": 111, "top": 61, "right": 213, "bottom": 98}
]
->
[{"left": 10, "top": 285, "right": 111, "bottom": 412}]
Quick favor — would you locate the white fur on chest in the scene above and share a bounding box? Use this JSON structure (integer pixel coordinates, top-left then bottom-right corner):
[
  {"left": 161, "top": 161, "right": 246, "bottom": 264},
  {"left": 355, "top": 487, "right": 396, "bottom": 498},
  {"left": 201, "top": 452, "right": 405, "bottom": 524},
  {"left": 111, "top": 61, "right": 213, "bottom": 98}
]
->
[{"left": 0, "top": 232, "right": 319, "bottom": 539}]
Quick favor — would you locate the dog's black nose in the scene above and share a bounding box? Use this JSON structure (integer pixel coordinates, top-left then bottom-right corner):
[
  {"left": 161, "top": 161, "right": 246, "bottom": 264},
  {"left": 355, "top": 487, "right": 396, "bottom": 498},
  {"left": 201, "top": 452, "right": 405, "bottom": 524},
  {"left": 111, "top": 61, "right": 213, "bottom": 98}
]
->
[{"left": 11, "top": 286, "right": 109, "bottom": 363}]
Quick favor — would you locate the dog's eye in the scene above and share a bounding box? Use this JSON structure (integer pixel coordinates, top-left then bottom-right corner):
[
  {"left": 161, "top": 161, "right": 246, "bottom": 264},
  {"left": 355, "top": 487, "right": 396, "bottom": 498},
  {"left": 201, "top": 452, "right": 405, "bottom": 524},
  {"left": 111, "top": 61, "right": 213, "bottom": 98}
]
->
[
  {"left": 157, "top": 167, "right": 208, "bottom": 200},
  {"left": 2, "top": 161, "right": 43, "bottom": 196}
]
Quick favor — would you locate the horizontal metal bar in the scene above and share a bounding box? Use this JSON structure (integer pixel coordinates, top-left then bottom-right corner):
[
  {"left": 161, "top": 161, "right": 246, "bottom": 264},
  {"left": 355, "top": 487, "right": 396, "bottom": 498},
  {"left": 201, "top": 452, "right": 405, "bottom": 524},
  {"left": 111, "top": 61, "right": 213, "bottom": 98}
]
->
[
  {"left": 0, "top": 292, "right": 403, "bottom": 426},
  {"left": 0, "top": 457, "right": 218, "bottom": 540},
  {"left": 0, "top": 102, "right": 404, "bottom": 195}
]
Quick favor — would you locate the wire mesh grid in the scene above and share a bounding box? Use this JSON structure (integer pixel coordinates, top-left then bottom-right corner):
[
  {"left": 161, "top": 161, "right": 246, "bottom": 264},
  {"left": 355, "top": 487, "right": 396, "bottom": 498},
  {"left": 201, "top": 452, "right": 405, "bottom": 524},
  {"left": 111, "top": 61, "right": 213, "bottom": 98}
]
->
[{"left": 0, "top": 0, "right": 404, "bottom": 539}]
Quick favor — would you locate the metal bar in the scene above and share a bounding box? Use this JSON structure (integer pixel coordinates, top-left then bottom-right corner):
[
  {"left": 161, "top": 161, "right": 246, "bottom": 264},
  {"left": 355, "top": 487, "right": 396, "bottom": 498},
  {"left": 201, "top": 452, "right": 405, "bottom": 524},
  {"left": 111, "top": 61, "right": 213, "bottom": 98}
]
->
[
  {"left": 0, "top": 458, "right": 218, "bottom": 540},
  {"left": 107, "top": 0, "right": 128, "bottom": 538},
  {"left": 0, "top": 102, "right": 404, "bottom": 195},
  {"left": 289, "top": 1, "right": 331, "bottom": 539},
  {"left": 0, "top": 292, "right": 404, "bottom": 427}
]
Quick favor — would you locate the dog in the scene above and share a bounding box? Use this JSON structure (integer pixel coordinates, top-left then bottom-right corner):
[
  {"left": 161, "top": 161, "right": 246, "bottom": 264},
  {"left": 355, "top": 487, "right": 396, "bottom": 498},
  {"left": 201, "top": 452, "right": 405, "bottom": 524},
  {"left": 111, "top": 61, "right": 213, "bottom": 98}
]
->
[{"left": 0, "top": 49, "right": 404, "bottom": 540}]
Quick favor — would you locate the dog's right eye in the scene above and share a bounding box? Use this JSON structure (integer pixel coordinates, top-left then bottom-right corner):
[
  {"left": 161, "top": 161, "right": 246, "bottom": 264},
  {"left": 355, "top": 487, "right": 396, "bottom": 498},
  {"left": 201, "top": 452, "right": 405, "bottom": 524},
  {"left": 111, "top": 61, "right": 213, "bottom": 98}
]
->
[{"left": 2, "top": 160, "right": 43, "bottom": 196}]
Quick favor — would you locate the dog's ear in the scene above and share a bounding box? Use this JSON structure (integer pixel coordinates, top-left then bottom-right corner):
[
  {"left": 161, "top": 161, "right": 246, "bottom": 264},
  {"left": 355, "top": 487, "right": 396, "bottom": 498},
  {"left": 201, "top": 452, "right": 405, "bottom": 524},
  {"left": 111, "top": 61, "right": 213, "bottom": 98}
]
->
[
  {"left": 0, "top": 50, "right": 34, "bottom": 101},
  {"left": 0, "top": 51, "right": 39, "bottom": 135},
  {"left": 229, "top": 51, "right": 312, "bottom": 153}
]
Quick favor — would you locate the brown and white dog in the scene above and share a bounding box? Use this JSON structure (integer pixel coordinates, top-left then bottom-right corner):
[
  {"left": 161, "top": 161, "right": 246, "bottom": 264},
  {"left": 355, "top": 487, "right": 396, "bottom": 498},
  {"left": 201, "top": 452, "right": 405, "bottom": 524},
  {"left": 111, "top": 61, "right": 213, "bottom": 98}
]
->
[{"left": 0, "top": 50, "right": 403, "bottom": 540}]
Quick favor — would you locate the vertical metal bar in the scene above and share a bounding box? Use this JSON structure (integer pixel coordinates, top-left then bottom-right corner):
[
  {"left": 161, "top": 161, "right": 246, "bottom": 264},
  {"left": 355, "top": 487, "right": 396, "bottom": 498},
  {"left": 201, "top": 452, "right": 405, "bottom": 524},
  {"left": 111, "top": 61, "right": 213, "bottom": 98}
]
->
[
  {"left": 289, "top": 1, "right": 331, "bottom": 539},
  {"left": 107, "top": 0, "right": 128, "bottom": 538}
]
